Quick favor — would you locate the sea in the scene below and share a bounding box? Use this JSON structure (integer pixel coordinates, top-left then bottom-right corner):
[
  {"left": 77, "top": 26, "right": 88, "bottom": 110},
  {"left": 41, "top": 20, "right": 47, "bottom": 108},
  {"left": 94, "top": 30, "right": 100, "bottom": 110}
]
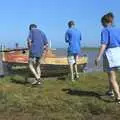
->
[{"left": 54, "top": 48, "right": 103, "bottom": 72}]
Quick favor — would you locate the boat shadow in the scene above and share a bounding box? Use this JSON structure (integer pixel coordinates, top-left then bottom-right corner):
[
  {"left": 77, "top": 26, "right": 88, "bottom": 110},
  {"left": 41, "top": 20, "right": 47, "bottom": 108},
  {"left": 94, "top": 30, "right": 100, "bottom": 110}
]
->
[{"left": 62, "top": 88, "right": 115, "bottom": 103}]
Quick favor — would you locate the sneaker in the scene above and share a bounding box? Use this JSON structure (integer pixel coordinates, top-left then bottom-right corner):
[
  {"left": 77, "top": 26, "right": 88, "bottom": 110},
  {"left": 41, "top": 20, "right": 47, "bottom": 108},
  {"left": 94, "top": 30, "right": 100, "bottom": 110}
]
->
[
  {"left": 105, "top": 91, "right": 114, "bottom": 97},
  {"left": 75, "top": 74, "right": 79, "bottom": 80},
  {"left": 37, "top": 81, "right": 42, "bottom": 85},
  {"left": 71, "top": 78, "right": 75, "bottom": 82},
  {"left": 116, "top": 98, "right": 120, "bottom": 104},
  {"left": 31, "top": 80, "right": 38, "bottom": 85},
  {"left": 36, "top": 78, "right": 43, "bottom": 85}
]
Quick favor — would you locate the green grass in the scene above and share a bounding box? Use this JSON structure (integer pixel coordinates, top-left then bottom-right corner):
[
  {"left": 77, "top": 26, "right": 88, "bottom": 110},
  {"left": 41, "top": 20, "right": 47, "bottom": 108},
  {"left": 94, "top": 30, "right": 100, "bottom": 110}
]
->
[{"left": 0, "top": 72, "right": 120, "bottom": 120}]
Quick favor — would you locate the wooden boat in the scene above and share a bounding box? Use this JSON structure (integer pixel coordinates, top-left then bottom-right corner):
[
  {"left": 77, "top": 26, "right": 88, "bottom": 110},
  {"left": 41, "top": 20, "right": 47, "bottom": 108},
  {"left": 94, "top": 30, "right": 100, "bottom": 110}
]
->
[{"left": 0, "top": 48, "right": 88, "bottom": 77}]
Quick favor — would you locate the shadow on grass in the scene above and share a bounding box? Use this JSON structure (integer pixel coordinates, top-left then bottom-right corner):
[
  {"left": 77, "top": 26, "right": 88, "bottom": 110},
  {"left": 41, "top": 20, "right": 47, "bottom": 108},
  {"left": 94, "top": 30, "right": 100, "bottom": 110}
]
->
[
  {"left": 10, "top": 77, "right": 28, "bottom": 85},
  {"left": 57, "top": 76, "right": 66, "bottom": 81},
  {"left": 62, "top": 88, "right": 115, "bottom": 103}
]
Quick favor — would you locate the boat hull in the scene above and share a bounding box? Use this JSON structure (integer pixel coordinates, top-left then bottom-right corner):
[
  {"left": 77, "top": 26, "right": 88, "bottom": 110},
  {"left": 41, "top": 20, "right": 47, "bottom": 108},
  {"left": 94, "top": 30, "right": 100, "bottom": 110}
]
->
[{"left": 0, "top": 49, "right": 88, "bottom": 77}]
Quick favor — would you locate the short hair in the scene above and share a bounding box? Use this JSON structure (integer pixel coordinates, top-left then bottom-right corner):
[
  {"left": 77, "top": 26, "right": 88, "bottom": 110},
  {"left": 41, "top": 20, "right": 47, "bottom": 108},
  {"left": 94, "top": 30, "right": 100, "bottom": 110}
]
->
[
  {"left": 106, "top": 12, "right": 114, "bottom": 23},
  {"left": 101, "top": 14, "right": 113, "bottom": 27},
  {"left": 68, "top": 20, "right": 75, "bottom": 28},
  {"left": 29, "top": 24, "right": 37, "bottom": 31},
  {"left": 106, "top": 12, "right": 114, "bottom": 19}
]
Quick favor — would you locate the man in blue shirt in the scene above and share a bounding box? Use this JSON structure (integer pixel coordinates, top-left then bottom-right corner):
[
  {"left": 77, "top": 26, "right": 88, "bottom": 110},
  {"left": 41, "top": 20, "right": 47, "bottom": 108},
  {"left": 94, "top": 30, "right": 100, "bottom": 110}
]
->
[
  {"left": 27, "top": 24, "right": 48, "bottom": 85},
  {"left": 65, "top": 21, "right": 82, "bottom": 81}
]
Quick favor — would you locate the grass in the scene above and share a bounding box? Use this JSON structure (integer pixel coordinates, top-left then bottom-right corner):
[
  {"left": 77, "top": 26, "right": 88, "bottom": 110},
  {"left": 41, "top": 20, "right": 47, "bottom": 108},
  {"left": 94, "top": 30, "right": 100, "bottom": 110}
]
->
[{"left": 0, "top": 72, "right": 120, "bottom": 120}]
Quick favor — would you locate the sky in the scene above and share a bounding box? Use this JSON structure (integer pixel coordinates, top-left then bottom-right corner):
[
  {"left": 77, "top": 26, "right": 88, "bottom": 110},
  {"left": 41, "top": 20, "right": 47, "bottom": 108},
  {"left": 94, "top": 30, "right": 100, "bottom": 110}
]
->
[{"left": 0, "top": 0, "right": 120, "bottom": 48}]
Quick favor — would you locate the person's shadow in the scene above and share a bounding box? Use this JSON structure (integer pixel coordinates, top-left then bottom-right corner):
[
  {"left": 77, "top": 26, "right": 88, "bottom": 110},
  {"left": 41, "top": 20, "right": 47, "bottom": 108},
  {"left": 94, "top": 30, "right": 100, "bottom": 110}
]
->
[
  {"left": 62, "top": 88, "right": 114, "bottom": 103},
  {"left": 10, "top": 77, "right": 27, "bottom": 85}
]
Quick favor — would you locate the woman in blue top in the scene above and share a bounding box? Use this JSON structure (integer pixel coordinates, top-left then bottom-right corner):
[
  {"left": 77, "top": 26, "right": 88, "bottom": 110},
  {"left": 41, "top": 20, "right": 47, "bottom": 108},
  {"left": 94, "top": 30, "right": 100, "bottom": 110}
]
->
[{"left": 95, "top": 13, "right": 120, "bottom": 103}]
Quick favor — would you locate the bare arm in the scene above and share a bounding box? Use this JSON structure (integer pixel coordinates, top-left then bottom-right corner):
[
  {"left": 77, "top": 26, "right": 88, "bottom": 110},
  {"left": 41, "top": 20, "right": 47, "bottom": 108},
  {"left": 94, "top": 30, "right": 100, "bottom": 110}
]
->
[
  {"left": 44, "top": 44, "right": 49, "bottom": 51},
  {"left": 97, "top": 44, "right": 107, "bottom": 59},
  {"left": 65, "top": 32, "right": 69, "bottom": 43},
  {"left": 27, "top": 39, "right": 32, "bottom": 49},
  {"left": 95, "top": 44, "right": 107, "bottom": 66},
  {"left": 42, "top": 33, "right": 48, "bottom": 52},
  {"left": 27, "top": 31, "right": 33, "bottom": 49}
]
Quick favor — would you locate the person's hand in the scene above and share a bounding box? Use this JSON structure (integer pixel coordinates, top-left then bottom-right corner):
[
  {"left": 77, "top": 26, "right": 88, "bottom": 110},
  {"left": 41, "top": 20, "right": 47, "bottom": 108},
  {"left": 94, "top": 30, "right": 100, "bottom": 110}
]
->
[
  {"left": 27, "top": 41, "right": 32, "bottom": 49},
  {"left": 42, "top": 49, "right": 48, "bottom": 58},
  {"left": 95, "top": 57, "right": 101, "bottom": 66},
  {"left": 42, "top": 50, "right": 46, "bottom": 58}
]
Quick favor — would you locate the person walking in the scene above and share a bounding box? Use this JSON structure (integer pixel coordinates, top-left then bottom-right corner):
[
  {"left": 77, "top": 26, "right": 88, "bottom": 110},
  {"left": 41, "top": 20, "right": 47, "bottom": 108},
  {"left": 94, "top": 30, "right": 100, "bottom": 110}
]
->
[
  {"left": 95, "top": 13, "right": 120, "bottom": 103},
  {"left": 65, "top": 21, "right": 82, "bottom": 81},
  {"left": 27, "top": 24, "right": 48, "bottom": 85}
]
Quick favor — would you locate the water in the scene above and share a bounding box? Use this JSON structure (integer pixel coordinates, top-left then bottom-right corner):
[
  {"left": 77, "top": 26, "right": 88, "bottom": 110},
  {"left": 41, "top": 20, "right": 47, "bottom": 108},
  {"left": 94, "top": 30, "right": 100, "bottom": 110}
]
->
[
  {"left": 81, "top": 50, "right": 103, "bottom": 72},
  {"left": 54, "top": 48, "right": 103, "bottom": 72},
  {"left": 0, "top": 61, "right": 4, "bottom": 76}
]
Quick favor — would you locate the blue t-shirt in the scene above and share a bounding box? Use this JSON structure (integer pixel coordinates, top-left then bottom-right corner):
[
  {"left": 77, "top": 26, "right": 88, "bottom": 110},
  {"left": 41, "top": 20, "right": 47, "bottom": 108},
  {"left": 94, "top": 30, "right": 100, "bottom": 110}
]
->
[
  {"left": 65, "top": 28, "right": 82, "bottom": 55},
  {"left": 101, "top": 26, "right": 120, "bottom": 49},
  {"left": 28, "top": 28, "right": 48, "bottom": 57}
]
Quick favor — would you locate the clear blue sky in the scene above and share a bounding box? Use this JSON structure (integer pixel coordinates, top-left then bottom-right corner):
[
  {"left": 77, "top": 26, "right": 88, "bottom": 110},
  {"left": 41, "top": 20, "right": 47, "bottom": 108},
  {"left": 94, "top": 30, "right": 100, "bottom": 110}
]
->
[{"left": 0, "top": 0, "right": 120, "bottom": 48}]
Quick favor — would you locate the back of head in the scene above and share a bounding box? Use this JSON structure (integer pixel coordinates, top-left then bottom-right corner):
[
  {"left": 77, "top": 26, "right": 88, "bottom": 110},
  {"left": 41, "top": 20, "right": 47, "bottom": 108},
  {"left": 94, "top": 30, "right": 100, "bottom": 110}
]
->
[
  {"left": 68, "top": 20, "right": 75, "bottom": 28},
  {"left": 106, "top": 12, "right": 114, "bottom": 19},
  {"left": 101, "top": 14, "right": 113, "bottom": 27},
  {"left": 106, "top": 12, "right": 114, "bottom": 23},
  {"left": 29, "top": 24, "right": 37, "bottom": 31}
]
